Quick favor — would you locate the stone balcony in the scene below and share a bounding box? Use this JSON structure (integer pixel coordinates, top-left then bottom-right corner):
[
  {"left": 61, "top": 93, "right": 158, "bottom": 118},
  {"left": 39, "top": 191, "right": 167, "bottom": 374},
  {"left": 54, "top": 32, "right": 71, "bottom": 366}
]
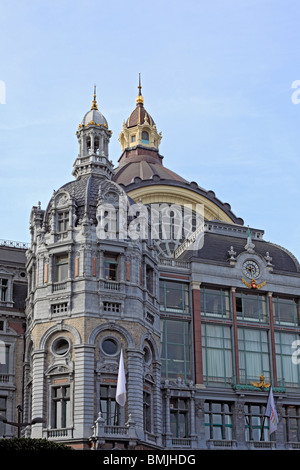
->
[{"left": 90, "top": 413, "right": 138, "bottom": 449}]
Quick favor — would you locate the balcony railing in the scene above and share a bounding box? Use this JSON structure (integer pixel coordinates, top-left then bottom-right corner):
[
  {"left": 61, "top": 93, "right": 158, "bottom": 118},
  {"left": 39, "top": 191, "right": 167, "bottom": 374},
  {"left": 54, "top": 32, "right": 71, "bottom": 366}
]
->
[
  {"left": 103, "top": 280, "right": 120, "bottom": 291},
  {"left": 0, "top": 374, "right": 13, "bottom": 384},
  {"left": 171, "top": 438, "right": 191, "bottom": 447},
  {"left": 207, "top": 439, "right": 237, "bottom": 449},
  {"left": 0, "top": 239, "right": 29, "bottom": 249},
  {"left": 52, "top": 281, "right": 68, "bottom": 292},
  {"left": 45, "top": 428, "right": 73, "bottom": 439},
  {"left": 247, "top": 440, "right": 276, "bottom": 450},
  {"left": 104, "top": 425, "right": 129, "bottom": 436}
]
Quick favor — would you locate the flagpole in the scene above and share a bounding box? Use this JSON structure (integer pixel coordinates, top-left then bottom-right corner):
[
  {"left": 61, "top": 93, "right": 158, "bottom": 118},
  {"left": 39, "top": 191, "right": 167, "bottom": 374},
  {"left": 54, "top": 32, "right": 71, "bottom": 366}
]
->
[
  {"left": 260, "top": 386, "right": 270, "bottom": 442},
  {"left": 260, "top": 414, "right": 266, "bottom": 441}
]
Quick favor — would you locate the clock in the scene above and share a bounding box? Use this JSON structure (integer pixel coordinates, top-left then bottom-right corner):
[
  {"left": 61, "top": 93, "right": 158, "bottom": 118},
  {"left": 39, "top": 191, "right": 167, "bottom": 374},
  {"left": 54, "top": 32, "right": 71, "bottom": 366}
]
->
[{"left": 242, "top": 260, "right": 260, "bottom": 279}]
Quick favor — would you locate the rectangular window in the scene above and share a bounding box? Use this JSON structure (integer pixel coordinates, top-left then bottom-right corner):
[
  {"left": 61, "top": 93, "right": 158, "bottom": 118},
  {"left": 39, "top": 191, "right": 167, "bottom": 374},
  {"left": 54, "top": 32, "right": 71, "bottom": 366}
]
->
[
  {"left": 204, "top": 402, "right": 233, "bottom": 441},
  {"left": 200, "top": 287, "right": 230, "bottom": 318},
  {"left": 160, "top": 319, "right": 192, "bottom": 381},
  {"left": 0, "top": 279, "right": 8, "bottom": 302},
  {"left": 283, "top": 405, "right": 300, "bottom": 443},
  {"left": 238, "top": 328, "right": 270, "bottom": 385},
  {"left": 51, "top": 303, "right": 68, "bottom": 314},
  {"left": 159, "top": 280, "right": 189, "bottom": 314},
  {"left": 143, "top": 390, "right": 152, "bottom": 433},
  {"left": 275, "top": 332, "right": 300, "bottom": 388},
  {"left": 244, "top": 404, "right": 270, "bottom": 442},
  {"left": 103, "top": 302, "right": 121, "bottom": 313},
  {"left": 104, "top": 255, "right": 118, "bottom": 281},
  {"left": 273, "top": 297, "right": 299, "bottom": 326},
  {"left": 146, "top": 265, "right": 154, "bottom": 294},
  {"left": 55, "top": 255, "right": 69, "bottom": 282},
  {"left": 202, "top": 324, "right": 233, "bottom": 386},
  {"left": 236, "top": 292, "right": 268, "bottom": 322},
  {"left": 51, "top": 385, "right": 71, "bottom": 429},
  {"left": 58, "top": 211, "right": 69, "bottom": 233},
  {"left": 170, "top": 397, "right": 189, "bottom": 438},
  {"left": 100, "top": 385, "right": 119, "bottom": 425},
  {"left": 0, "top": 397, "right": 6, "bottom": 437},
  {"left": 0, "top": 344, "right": 9, "bottom": 374}
]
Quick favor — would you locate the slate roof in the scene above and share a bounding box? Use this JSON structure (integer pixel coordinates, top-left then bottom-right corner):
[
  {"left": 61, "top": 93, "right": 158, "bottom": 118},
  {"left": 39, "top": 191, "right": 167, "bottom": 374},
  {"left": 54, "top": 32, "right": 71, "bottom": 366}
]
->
[
  {"left": 179, "top": 232, "right": 300, "bottom": 273},
  {"left": 44, "top": 174, "right": 134, "bottom": 228}
]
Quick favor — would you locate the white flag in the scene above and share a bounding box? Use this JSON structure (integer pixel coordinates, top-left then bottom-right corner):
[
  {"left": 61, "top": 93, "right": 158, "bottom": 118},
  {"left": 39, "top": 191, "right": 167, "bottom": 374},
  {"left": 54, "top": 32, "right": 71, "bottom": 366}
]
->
[
  {"left": 265, "top": 387, "right": 278, "bottom": 434},
  {"left": 116, "top": 349, "right": 126, "bottom": 407}
]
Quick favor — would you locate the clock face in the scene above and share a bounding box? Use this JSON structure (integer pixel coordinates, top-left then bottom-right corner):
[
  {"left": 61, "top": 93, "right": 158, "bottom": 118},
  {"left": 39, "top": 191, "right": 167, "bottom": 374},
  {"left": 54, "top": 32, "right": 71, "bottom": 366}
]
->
[{"left": 243, "top": 260, "right": 260, "bottom": 279}]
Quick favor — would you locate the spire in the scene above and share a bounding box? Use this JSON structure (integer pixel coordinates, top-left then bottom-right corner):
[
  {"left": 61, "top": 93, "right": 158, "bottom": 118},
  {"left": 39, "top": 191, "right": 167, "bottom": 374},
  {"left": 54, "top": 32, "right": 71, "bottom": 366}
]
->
[
  {"left": 91, "top": 84, "right": 98, "bottom": 110},
  {"left": 136, "top": 73, "right": 144, "bottom": 106}
]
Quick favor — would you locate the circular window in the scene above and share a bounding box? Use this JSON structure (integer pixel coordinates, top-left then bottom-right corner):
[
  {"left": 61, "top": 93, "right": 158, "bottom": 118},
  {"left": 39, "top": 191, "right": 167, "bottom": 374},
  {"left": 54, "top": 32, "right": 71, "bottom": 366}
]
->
[
  {"left": 102, "top": 338, "right": 118, "bottom": 356},
  {"left": 52, "top": 337, "right": 70, "bottom": 356},
  {"left": 143, "top": 345, "right": 152, "bottom": 364}
]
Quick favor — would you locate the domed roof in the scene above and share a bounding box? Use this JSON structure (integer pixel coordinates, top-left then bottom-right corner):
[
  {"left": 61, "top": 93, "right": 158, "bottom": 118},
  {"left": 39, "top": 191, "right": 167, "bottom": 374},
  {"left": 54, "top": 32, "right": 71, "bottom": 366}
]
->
[
  {"left": 80, "top": 86, "right": 108, "bottom": 128},
  {"left": 113, "top": 147, "right": 187, "bottom": 186},
  {"left": 81, "top": 108, "right": 108, "bottom": 128},
  {"left": 43, "top": 174, "right": 134, "bottom": 231},
  {"left": 126, "top": 104, "right": 155, "bottom": 128}
]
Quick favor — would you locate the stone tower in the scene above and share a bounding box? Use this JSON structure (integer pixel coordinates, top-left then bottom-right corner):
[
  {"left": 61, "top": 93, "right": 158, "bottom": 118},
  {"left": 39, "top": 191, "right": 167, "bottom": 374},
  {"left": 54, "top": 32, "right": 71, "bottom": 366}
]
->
[{"left": 24, "top": 89, "right": 162, "bottom": 449}]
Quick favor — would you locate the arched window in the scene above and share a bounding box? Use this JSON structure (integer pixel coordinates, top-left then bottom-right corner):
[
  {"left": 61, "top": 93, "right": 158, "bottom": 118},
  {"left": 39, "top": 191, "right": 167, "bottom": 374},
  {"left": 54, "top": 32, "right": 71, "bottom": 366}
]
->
[
  {"left": 86, "top": 136, "right": 91, "bottom": 154},
  {"left": 94, "top": 136, "right": 100, "bottom": 155},
  {"left": 142, "top": 131, "right": 149, "bottom": 144}
]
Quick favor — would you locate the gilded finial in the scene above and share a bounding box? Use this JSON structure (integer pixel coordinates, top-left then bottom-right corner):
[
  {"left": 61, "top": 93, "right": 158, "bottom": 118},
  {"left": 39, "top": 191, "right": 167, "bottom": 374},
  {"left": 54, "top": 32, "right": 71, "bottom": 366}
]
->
[
  {"left": 91, "top": 84, "right": 98, "bottom": 110},
  {"left": 136, "top": 73, "right": 144, "bottom": 105}
]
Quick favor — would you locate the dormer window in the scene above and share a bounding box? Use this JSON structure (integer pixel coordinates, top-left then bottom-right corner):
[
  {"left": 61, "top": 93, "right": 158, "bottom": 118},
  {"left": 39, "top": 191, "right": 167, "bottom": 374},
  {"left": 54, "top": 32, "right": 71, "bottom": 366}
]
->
[
  {"left": 131, "top": 135, "right": 136, "bottom": 143},
  {"left": 142, "top": 131, "right": 149, "bottom": 144},
  {"left": 0, "top": 279, "right": 8, "bottom": 301},
  {"left": 58, "top": 211, "right": 69, "bottom": 233}
]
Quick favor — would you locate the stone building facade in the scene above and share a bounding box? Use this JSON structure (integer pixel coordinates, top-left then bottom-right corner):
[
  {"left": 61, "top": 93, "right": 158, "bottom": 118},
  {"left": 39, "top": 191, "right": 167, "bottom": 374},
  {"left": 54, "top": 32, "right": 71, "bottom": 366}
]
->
[
  {"left": 1, "top": 81, "right": 300, "bottom": 450},
  {"left": 0, "top": 241, "right": 27, "bottom": 437}
]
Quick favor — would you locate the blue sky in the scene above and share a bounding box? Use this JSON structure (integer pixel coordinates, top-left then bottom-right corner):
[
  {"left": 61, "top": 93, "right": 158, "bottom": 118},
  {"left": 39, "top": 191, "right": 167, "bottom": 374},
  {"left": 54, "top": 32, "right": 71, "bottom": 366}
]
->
[{"left": 0, "top": 0, "right": 299, "bottom": 262}]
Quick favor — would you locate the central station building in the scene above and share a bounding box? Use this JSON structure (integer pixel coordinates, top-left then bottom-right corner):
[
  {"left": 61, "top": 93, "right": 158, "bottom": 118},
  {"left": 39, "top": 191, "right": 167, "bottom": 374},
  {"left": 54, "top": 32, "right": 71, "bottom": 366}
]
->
[{"left": 1, "top": 79, "right": 300, "bottom": 450}]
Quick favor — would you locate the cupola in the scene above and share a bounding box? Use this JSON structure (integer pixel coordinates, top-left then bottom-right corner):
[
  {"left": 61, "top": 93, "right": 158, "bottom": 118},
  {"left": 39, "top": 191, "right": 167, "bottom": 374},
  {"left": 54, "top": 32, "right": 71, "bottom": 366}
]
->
[
  {"left": 118, "top": 74, "right": 162, "bottom": 152},
  {"left": 73, "top": 86, "right": 114, "bottom": 179}
]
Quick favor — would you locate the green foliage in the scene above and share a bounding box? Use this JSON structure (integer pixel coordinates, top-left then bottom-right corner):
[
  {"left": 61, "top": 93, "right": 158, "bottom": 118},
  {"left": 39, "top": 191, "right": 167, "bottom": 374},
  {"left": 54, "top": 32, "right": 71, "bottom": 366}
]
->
[{"left": 0, "top": 437, "right": 72, "bottom": 450}]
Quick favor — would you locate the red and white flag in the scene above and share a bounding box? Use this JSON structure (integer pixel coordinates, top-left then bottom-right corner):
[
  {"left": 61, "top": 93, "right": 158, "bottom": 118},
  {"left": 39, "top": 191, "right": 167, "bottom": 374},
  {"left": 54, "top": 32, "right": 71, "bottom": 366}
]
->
[{"left": 265, "top": 387, "right": 278, "bottom": 434}]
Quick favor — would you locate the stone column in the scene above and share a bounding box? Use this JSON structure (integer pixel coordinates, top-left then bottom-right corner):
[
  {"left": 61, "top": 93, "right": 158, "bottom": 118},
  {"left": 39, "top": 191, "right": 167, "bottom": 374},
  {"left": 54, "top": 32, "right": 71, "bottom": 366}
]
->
[
  {"left": 126, "top": 348, "right": 144, "bottom": 439},
  {"left": 163, "top": 388, "right": 173, "bottom": 447},
  {"left": 233, "top": 399, "right": 246, "bottom": 450},
  {"left": 190, "top": 390, "right": 197, "bottom": 448},
  {"left": 195, "top": 399, "right": 206, "bottom": 448},
  {"left": 31, "top": 350, "right": 46, "bottom": 438},
  {"left": 152, "top": 359, "right": 163, "bottom": 445},
  {"left": 73, "top": 344, "right": 96, "bottom": 439}
]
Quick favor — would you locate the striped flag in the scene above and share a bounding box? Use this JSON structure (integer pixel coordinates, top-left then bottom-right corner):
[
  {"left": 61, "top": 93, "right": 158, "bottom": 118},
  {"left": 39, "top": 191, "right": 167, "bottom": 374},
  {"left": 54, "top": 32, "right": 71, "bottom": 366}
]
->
[
  {"left": 116, "top": 349, "right": 126, "bottom": 407},
  {"left": 265, "top": 386, "right": 278, "bottom": 434}
]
